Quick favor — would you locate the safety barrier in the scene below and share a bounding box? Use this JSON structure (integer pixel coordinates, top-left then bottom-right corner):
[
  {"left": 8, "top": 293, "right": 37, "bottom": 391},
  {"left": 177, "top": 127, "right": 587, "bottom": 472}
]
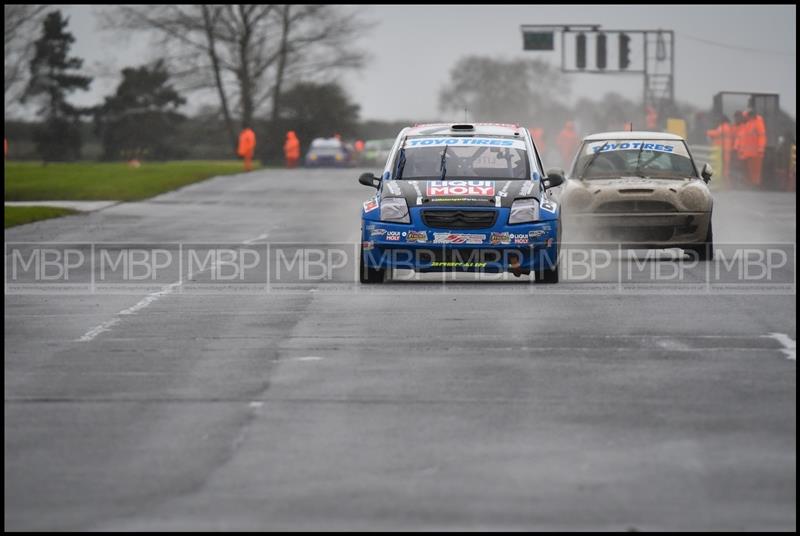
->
[{"left": 690, "top": 144, "right": 722, "bottom": 177}]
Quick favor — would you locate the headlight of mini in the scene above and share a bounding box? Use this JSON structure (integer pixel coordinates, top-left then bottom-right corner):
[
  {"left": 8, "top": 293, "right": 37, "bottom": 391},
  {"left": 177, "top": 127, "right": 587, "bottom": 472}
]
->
[
  {"left": 565, "top": 187, "right": 592, "bottom": 211},
  {"left": 679, "top": 183, "right": 708, "bottom": 211},
  {"left": 509, "top": 198, "right": 539, "bottom": 224},
  {"left": 380, "top": 197, "right": 410, "bottom": 223}
]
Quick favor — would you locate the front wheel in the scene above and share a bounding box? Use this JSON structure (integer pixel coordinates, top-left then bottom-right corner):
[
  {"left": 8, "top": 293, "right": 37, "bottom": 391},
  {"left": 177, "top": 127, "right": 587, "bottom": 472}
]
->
[
  {"left": 536, "top": 218, "right": 561, "bottom": 284},
  {"left": 686, "top": 220, "right": 714, "bottom": 261},
  {"left": 535, "top": 264, "right": 559, "bottom": 284},
  {"left": 360, "top": 245, "right": 386, "bottom": 284}
]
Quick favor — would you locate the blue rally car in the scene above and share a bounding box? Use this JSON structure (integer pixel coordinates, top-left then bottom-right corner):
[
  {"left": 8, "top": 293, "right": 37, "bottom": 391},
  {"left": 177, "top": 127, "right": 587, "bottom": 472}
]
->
[{"left": 358, "top": 122, "right": 565, "bottom": 283}]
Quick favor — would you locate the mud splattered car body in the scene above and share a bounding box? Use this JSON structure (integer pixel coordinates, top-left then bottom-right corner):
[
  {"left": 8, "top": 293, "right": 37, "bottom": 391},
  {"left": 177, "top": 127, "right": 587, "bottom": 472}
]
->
[{"left": 559, "top": 131, "right": 714, "bottom": 258}]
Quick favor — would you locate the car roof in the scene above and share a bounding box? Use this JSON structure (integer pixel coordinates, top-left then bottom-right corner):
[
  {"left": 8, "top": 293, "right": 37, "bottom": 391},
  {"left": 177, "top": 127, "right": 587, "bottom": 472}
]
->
[
  {"left": 405, "top": 122, "right": 523, "bottom": 137},
  {"left": 583, "top": 131, "right": 686, "bottom": 141}
]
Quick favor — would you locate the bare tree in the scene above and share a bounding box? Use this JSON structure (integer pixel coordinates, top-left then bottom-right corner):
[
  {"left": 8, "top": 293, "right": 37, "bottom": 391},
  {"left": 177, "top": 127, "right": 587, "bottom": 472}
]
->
[
  {"left": 102, "top": 4, "right": 369, "bottom": 142},
  {"left": 201, "top": 5, "right": 237, "bottom": 149},
  {"left": 5, "top": 4, "right": 50, "bottom": 109},
  {"left": 268, "top": 5, "right": 368, "bottom": 122}
]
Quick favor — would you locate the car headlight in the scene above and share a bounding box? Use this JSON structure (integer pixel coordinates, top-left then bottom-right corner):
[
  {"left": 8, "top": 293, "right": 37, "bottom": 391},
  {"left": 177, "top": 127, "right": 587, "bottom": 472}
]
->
[
  {"left": 380, "top": 197, "right": 410, "bottom": 223},
  {"left": 509, "top": 198, "right": 539, "bottom": 224},
  {"left": 564, "top": 187, "right": 592, "bottom": 212},
  {"left": 679, "top": 183, "right": 709, "bottom": 211}
]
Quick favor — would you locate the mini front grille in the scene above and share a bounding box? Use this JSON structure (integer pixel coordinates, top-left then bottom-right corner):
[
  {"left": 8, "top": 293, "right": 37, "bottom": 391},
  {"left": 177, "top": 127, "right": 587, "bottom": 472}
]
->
[
  {"left": 593, "top": 226, "right": 675, "bottom": 242},
  {"left": 595, "top": 200, "right": 677, "bottom": 213},
  {"left": 421, "top": 210, "right": 497, "bottom": 230}
]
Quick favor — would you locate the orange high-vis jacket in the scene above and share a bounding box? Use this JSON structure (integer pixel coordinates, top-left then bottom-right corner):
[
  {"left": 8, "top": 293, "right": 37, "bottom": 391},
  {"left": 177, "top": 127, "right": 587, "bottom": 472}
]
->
[
  {"left": 238, "top": 128, "right": 256, "bottom": 157},
  {"left": 706, "top": 122, "right": 734, "bottom": 153},
  {"left": 735, "top": 116, "right": 764, "bottom": 160},
  {"left": 753, "top": 114, "right": 767, "bottom": 156},
  {"left": 284, "top": 132, "right": 300, "bottom": 159},
  {"left": 556, "top": 123, "right": 579, "bottom": 163}
]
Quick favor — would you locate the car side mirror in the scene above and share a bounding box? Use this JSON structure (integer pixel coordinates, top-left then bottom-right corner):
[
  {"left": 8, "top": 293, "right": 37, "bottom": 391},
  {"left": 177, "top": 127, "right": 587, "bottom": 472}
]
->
[
  {"left": 358, "top": 172, "right": 380, "bottom": 188},
  {"left": 701, "top": 163, "right": 713, "bottom": 183},
  {"left": 543, "top": 168, "right": 565, "bottom": 189}
]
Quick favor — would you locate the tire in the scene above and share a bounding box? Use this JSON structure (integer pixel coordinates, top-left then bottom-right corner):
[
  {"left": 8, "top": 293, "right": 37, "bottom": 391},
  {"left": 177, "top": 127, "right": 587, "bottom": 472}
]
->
[
  {"left": 536, "top": 218, "right": 561, "bottom": 284},
  {"left": 536, "top": 265, "right": 559, "bottom": 284},
  {"left": 360, "top": 245, "right": 386, "bottom": 283},
  {"left": 686, "top": 220, "right": 714, "bottom": 261}
]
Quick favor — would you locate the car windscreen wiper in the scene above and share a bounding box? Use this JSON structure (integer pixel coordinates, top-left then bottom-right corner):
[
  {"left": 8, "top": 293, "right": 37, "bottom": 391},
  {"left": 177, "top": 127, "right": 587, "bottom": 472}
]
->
[
  {"left": 579, "top": 141, "right": 609, "bottom": 180},
  {"left": 394, "top": 136, "right": 407, "bottom": 179},
  {"left": 439, "top": 144, "right": 448, "bottom": 181},
  {"left": 634, "top": 141, "right": 646, "bottom": 177}
]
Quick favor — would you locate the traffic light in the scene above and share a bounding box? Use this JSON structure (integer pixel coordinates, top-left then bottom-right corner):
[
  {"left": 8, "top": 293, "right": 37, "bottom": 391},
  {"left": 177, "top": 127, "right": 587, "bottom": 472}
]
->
[
  {"left": 576, "top": 33, "right": 586, "bottom": 70},
  {"left": 619, "top": 33, "right": 631, "bottom": 69},
  {"left": 523, "top": 31, "right": 554, "bottom": 51},
  {"left": 596, "top": 33, "right": 607, "bottom": 70}
]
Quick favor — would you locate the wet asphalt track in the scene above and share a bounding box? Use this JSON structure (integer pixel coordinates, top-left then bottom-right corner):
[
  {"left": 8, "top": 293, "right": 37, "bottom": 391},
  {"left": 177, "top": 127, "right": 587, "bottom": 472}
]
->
[{"left": 4, "top": 168, "right": 796, "bottom": 530}]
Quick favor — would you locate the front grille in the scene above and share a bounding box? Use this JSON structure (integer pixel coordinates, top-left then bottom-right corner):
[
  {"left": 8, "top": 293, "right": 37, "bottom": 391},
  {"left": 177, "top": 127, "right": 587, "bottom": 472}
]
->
[
  {"left": 593, "top": 226, "right": 675, "bottom": 242},
  {"left": 421, "top": 210, "right": 497, "bottom": 230},
  {"left": 595, "top": 200, "right": 677, "bottom": 213}
]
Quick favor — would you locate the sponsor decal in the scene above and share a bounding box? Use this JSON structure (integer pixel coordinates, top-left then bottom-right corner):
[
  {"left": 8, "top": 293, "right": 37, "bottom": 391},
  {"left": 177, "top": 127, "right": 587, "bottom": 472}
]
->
[
  {"left": 490, "top": 232, "right": 511, "bottom": 245},
  {"left": 384, "top": 181, "right": 402, "bottom": 196},
  {"left": 591, "top": 142, "right": 674, "bottom": 153},
  {"left": 540, "top": 201, "right": 557, "bottom": 214},
  {"left": 427, "top": 180, "right": 495, "bottom": 197},
  {"left": 406, "top": 231, "right": 428, "bottom": 243},
  {"left": 428, "top": 197, "right": 487, "bottom": 203},
  {"left": 512, "top": 233, "right": 529, "bottom": 244},
  {"left": 433, "top": 233, "right": 486, "bottom": 244},
  {"left": 406, "top": 137, "right": 525, "bottom": 149},
  {"left": 370, "top": 228, "right": 387, "bottom": 237},
  {"left": 409, "top": 180, "right": 423, "bottom": 205},
  {"left": 529, "top": 229, "right": 546, "bottom": 238},
  {"left": 363, "top": 198, "right": 379, "bottom": 212},
  {"left": 386, "top": 231, "right": 402, "bottom": 241},
  {"left": 362, "top": 241, "right": 374, "bottom": 251},
  {"left": 430, "top": 261, "right": 487, "bottom": 268},
  {"left": 585, "top": 141, "right": 690, "bottom": 157},
  {"left": 519, "top": 181, "right": 536, "bottom": 197}
]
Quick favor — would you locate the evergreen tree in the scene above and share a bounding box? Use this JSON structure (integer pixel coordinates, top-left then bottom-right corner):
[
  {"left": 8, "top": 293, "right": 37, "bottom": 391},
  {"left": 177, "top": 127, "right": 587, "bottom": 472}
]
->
[
  {"left": 24, "top": 11, "right": 92, "bottom": 161},
  {"left": 95, "top": 60, "right": 186, "bottom": 160}
]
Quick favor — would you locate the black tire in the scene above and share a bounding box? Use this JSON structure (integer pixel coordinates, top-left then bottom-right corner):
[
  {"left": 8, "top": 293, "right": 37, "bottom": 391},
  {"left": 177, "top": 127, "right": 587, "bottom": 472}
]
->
[
  {"left": 686, "top": 220, "right": 714, "bottom": 261},
  {"left": 536, "top": 218, "right": 561, "bottom": 284},
  {"left": 536, "top": 264, "right": 559, "bottom": 284},
  {"left": 360, "top": 245, "right": 386, "bottom": 283}
]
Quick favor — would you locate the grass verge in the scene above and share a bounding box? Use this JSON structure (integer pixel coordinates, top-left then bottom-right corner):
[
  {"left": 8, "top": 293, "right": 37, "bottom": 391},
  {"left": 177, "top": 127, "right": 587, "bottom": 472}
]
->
[
  {"left": 5, "top": 206, "right": 80, "bottom": 228},
  {"left": 5, "top": 160, "right": 258, "bottom": 202}
]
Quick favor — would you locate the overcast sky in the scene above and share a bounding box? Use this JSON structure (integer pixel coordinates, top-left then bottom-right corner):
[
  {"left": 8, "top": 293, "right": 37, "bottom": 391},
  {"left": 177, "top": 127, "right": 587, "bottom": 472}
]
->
[{"left": 58, "top": 4, "right": 796, "bottom": 120}]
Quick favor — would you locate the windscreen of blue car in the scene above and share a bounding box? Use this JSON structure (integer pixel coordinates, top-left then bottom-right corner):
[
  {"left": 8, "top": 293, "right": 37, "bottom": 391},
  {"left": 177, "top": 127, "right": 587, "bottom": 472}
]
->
[{"left": 394, "top": 137, "right": 530, "bottom": 180}]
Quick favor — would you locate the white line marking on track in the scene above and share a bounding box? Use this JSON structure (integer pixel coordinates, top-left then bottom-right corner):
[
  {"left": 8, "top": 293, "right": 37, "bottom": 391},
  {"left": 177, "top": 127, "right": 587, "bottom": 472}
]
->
[
  {"left": 242, "top": 232, "right": 269, "bottom": 245},
  {"left": 77, "top": 231, "right": 269, "bottom": 342},
  {"left": 763, "top": 333, "right": 796, "bottom": 361},
  {"left": 76, "top": 281, "right": 183, "bottom": 342},
  {"left": 249, "top": 401, "right": 264, "bottom": 409},
  {"left": 76, "top": 318, "right": 121, "bottom": 342},
  {"left": 294, "top": 356, "right": 324, "bottom": 361}
]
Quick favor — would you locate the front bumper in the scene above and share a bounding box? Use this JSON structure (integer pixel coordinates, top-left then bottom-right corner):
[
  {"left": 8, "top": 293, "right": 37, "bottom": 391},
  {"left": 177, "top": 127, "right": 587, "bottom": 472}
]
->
[
  {"left": 305, "top": 156, "right": 352, "bottom": 167},
  {"left": 361, "top": 216, "right": 559, "bottom": 272},
  {"left": 564, "top": 212, "right": 711, "bottom": 246}
]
